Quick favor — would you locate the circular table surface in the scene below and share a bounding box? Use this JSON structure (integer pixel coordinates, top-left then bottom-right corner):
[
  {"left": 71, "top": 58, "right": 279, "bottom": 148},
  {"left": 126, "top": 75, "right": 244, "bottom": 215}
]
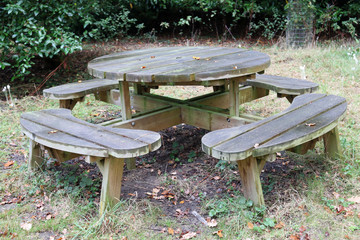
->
[{"left": 88, "top": 47, "right": 270, "bottom": 83}]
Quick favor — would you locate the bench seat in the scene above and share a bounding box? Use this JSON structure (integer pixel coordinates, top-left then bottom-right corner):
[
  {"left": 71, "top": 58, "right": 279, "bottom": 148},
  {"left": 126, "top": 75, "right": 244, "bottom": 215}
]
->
[
  {"left": 21, "top": 108, "right": 161, "bottom": 214},
  {"left": 246, "top": 74, "right": 319, "bottom": 102},
  {"left": 202, "top": 93, "right": 346, "bottom": 205},
  {"left": 43, "top": 79, "right": 119, "bottom": 109}
]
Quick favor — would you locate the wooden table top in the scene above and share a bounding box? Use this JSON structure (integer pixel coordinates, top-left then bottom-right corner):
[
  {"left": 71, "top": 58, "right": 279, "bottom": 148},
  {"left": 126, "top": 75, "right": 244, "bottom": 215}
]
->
[{"left": 88, "top": 47, "right": 270, "bottom": 83}]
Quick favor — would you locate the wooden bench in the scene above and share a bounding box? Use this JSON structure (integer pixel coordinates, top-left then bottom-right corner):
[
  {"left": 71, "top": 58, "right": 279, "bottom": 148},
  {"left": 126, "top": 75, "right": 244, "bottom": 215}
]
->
[
  {"left": 246, "top": 74, "right": 319, "bottom": 102},
  {"left": 43, "top": 79, "right": 119, "bottom": 110},
  {"left": 20, "top": 108, "right": 161, "bottom": 214},
  {"left": 202, "top": 93, "right": 346, "bottom": 205}
]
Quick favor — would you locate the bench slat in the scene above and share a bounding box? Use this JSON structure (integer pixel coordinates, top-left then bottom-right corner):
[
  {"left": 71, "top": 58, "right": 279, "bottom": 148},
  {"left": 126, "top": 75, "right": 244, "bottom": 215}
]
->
[
  {"left": 21, "top": 109, "right": 161, "bottom": 158},
  {"left": 246, "top": 74, "right": 318, "bottom": 95},
  {"left": 202, "top": 94, "right": 326, "bottom": 150},
  {"left": 253, "top": 103, "right": 346, "bottom": 156},
  {"left": 202, "top": 94, "right": 346, "bottom": 161},
  {"left": 43, "top": 79, "right": 119, "bottom": 99},
  {"left": 21, "top": 118, "right": 108, "bottom": 157}
]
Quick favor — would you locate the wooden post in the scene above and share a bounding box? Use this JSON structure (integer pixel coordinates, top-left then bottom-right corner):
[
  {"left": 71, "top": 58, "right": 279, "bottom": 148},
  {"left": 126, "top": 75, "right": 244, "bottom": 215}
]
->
[
  {"left": 119, "top": 81, "right": 136, "bottom": 170},
  {"left": 323, "top": 127, "right": 343, "bottom": 159},
  {"left": 99, "top": 156, "right": 125, "bottom": 215},
  {"left": 59, "top": 97, "right": 84, "bottom": 110},
  {"left": 229, "top": 78, "right": 240, "bottom": 116},
  {"left": 237, "top": 156, "right": 265, "bottom": 206},
  {"left": 28, "top": 140, "right": 44, "bottom": 171}
]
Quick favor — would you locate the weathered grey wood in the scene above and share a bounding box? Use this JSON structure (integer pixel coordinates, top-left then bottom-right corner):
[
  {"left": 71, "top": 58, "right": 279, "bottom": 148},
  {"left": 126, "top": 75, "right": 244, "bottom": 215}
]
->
[
  {"left": 28, "top": 139, "right": 44, "bottom": 171},
  {"left": 237, "top": 156, "right": 265, "bottom": 206},
  {"left": 323, "top": 127, "right": 343, "bottom": 159},
  {"left": 20, "top": 109, "right": 161, "bottom": 158},
  {"left": 202, "top": 94, "right": 346, "bottom": 161},
  {"left": 99, "top": 156, "right": 124, "bottom": 215},
  {"left": 246, "top": 74, "right": 318, "bottom": 96},
  {"left": 88, "top": 47, "right": 270, "bottom": 83},
  {"left": 43, "top": 79, "right": 118, "bottom": 99},
  {"left": 202, "top": 93, "right": 346, "bottom": 206}
]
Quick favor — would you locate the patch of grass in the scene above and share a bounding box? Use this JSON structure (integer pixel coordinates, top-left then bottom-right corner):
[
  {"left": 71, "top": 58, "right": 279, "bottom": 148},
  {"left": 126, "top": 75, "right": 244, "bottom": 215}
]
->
[{"left": 1, "top": 40, "right": 360, "bottom": 239}]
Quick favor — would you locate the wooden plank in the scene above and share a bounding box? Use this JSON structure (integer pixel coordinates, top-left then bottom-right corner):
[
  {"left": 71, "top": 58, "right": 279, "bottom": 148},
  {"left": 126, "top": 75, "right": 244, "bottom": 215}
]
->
[
  {"left": 106, "top": 107, "right": 182, "bottom": 131},
  {"left": 99, "top": 157, "right": 124, "bottom": 215},
  {"left": 237, "top": 156, "right": 265, "bottom": 206},
  {"left": 28, "top": 140, "right": 44, "bottom": 171},
  {"left": 246, "top": 74, "right": 319, "bottom": 95},
  {"left": 229, "top": 78, "right": 242, "bottom": 116},
  {"left": 43, "top": 79, "right": 118, "bottom": 99},
  {"left": 21, "top": 109, "right": 162, "bottom": 158},
  {"left": 59, "top": 98, "right": 84, "bottom": 110},
  {"left": 45, "top": 147, "right": 81, "bottom": 162},
  {"left": 202, "top": 94, "right": 346, "bottom": 161},
  {"left": 253, "top": 102, "right": 346, "bottom": 157},
  {"left": 181, "top": 105, "right": 252, "bottom": 131},
  {"left": 126, "top": 50, "right": 270, "bottom": 82}
]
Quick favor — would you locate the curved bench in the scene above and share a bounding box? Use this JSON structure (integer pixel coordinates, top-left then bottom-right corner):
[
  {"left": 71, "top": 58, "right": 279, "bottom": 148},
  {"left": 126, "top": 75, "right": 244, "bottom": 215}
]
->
[
  {"left": 202, "top": 93, "right": 346, "bottom": 205},
  {"left": 43, "top": 79, "right": 119, "bottom": 109},
  {"left": 21, "top": 108, "right": 161, "bottom": 214},
  {"left": 246, "top": 74, "right": 319, "bottom": 102}
]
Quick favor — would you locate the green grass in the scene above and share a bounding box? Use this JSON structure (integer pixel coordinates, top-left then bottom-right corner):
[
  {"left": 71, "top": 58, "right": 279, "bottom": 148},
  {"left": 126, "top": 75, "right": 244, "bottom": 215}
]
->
[{"left": 1, "top": 40, "right": 360, "bottom": 239}]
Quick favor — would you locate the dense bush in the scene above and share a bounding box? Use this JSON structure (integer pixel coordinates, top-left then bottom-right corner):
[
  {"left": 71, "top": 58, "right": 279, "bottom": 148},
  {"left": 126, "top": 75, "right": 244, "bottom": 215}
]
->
[{"left": 0, "top": 0, "right": 359, "bottom": 81}]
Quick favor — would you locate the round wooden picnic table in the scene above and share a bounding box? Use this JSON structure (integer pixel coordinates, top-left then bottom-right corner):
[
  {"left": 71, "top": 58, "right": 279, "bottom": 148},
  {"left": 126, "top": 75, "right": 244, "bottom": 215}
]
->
[{"left": 87, "top": 46, "right": 270, "bottom": 83}]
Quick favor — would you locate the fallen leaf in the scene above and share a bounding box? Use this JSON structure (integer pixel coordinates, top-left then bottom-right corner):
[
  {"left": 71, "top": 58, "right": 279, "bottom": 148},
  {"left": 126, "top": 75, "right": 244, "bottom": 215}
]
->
[
  {"left": 20, "top": 222, "right": 32, "bottom": 231},
  {"left": 299, "top": 225, "right": 306, "bottom": 232},
  {"left": 150, "top": 56, "right": 155, "bottom": 58},
  {"left": 4, "top": 161, "right": 14, "bottom": 167},
  {"left": 46, "top": 214, "right": 52, "bottom": 220},
  {"left": 48, "top": 130, "right": 58, "bottom": 134},
  {"left": 213, "top": 176, "right": 221, "bottom": 180},
  {"left": 289, "top": 234, "right": 300, "bottom": 240},
  {"left": 180, "top": 232, "right": 197, "bottom": 240},
  {"left": 168, "top": 227, "right": 174, "bottom": 235},
  {"left": 324, "top": 206, "right": 333, "bottom": 214},
  {"left": 305, "top": 123, "right": 316, "bottom": 127},
  {"left": 344, "top": 235, "right": 350, "bottom": 239},
  {"left": 121, "top": 237, "right": 128, "bottom": 240},
  {"left": 247, "top": 222, "right": 254, "bottom": 229},
  {"left": 348, "top": 196, "right": 360, "bottom": 203},
  {"left": 216, "top": 230, "right": 223, "bottom": 238},
  {"left": 192, "top": 56, "right": 200, "bottom": 60},
  {"left": 78, "top": 80, "right": 82, "bottom": 83},
  {"left": 254, "top": 143, "right": 259, "bottom": 148},
  {"left": 336, "top": 205, "right": 345, "bottom": 214},
  {"left": 207, "top": 219, "right": 218, "bottom": 227},
  {"left": 180, "top": 200, "right": 184, "bottom": 204},
  {"left": 233, "top": 66, "right": 238, "bottom": 69},
  {"left": 274, "top": 221, "right": 285, "bottom": 229},
  {"left": 141, "top": 66, "right": 146, "bottom": 69}
]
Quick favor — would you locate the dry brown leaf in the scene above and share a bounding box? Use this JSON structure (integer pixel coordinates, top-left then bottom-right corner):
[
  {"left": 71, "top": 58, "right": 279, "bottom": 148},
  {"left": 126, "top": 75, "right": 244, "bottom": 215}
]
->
[
  {"left": 121, "top": 237, "right": 128, "bottom": 240},
  {"left": 46, "top": 214, "right": 52, "bottom": 220},
  {"left": 233, "top": 66, "right": 238, "bottom": 69},
  {"left": 168, "top": 227, "right": 174, "bottom": 235},
  {"left": 207, "top": 219, "right": 218, "bottom": 227},
  {"left": 305, "top": 123, "right": 316, "bottom": 127},
  {"left": 48, "top": 130, "right": 58, "bottom": 134},
  {"left": 344, "top": 235, "right": 350, "bottom": 239},
  {"left": 216, "top": 230, "right": 223, "bottom": 238},
  {"left": 192, "top": 56, "right": 200, "bottom": 60},
  {"left": 289, "top": 235, "right": 300, "bottom": 240},
  {"left": 213, "top": 176, "right": 221, "bottom": 180},
  {"left": 20, "top": 222, "right": 32, "bottom": 231},
  {"left": 180, "top": 232, "right": 197, "bottom": 240},
  {"left": 180, "top": 200, "right": 185, "bottom": 204},
  {"left": 348, "top": 196, "right": 360, "bottom": 203},
  {"left": 274, "top": 221, "right": 285, "bottom": 229},
  {"left": 324, "top": 206, "right": 333, "bottom": 214},
  {"left": 141, "top": 66, "right": 146, "bottom": 69},
  {"left": 4, "top": 161, "right": 14, "bottom": 167},
  {"left": 150, "top": 56, "right": 155, "bottom": 58},
  {"left": 247, "top": 222, "right": 254, "bottom": 229}
]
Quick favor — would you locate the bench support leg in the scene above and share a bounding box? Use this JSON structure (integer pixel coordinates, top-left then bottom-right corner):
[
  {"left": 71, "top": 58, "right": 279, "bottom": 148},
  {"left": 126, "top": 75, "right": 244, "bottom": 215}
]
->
[
  {"left": 323, "top": 127, "right": 343, "bottom": 159},
  {"left": 28, "top": 140, "right": 44, "bottom": 171},
  {"left": 237, "top": 156, "right": 265, "bottom": 206},
  {"left": 99, "top": 157, "right": 125, "bottom": 215},
  {"left": 59, "top": 97, "right": 84, "bottom": 110}
]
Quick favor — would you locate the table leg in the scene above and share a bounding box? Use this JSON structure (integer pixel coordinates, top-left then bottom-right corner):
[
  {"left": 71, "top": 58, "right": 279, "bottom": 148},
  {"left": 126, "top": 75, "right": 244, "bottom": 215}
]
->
[
  {"left": 229, "top": 78, "right": 241, "bottom": 116},
  {"left": 28, "top": 140, "right": 44, "bottom": 171},
  {"left": 119, "top": 81, "right": 136, "bottom": 169}
]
